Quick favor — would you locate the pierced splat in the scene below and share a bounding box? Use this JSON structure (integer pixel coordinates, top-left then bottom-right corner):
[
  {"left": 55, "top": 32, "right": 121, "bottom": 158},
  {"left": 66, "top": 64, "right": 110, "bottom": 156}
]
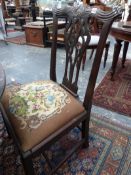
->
[
  {"left": 62, "top": 16, "right": 91, "bottom": 95},
  {"left": 50, "top": 5, "right": 122, "bottom": 98}
]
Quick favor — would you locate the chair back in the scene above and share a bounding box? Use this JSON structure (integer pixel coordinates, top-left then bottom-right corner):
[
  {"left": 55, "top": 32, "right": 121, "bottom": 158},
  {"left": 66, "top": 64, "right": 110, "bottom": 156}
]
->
[{"left": 50, "top": 5, "right": 121, "bottom": 110}]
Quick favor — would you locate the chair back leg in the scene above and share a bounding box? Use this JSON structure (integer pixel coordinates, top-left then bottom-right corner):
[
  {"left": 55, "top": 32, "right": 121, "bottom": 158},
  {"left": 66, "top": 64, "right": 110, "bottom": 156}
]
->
[
  {"left": 122, "top": 41, "right": 129, "bottom": 68},
  {"left": 103, "top": 42, "right": 110, "bottom": 68},
  {"left": 82, "top": 51, "right": 87, "bottom": 70},
  {"left": 89, "top": 49, "right": 95, "bottom": 60}
]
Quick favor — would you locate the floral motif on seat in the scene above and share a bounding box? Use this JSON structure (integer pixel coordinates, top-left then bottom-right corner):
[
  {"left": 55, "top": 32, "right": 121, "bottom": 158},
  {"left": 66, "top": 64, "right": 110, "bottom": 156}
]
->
[{"left": 9, "top": 80, "right": 71, "bottom": 130}]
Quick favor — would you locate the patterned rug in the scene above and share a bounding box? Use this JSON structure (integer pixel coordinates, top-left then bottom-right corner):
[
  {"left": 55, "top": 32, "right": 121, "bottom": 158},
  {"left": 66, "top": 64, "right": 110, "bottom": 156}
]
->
[
  {"left": 0, "top": 112, "right": 130, "bottom": 175},
  {"left": 7, "top": 29, "right": 17, "bottom": 33},
  {"left": 93, "top": 59, "right": 131, "bottom": 117},
  {"left": 6, "top": 35, "right": 26, "bottom": 45}
]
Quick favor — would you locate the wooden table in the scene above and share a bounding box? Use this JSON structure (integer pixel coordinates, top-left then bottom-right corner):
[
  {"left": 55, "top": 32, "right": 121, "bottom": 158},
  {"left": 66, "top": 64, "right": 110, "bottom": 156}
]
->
[
  {"left": 110, "top": 21, "right": 131, "bottom": 80},
  {"left": 0, "top": 64, "right": 6, "bottom": 99}
]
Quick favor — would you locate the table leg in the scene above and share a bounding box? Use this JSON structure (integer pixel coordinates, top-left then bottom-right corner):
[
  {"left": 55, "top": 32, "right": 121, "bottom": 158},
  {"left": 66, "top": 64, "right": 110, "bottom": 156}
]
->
[
  {"left": 122, "top": 41, "right": 129, "bottom": 68},
  {"left": 110, "top": 39, "right": 122, "bottom": 81}
]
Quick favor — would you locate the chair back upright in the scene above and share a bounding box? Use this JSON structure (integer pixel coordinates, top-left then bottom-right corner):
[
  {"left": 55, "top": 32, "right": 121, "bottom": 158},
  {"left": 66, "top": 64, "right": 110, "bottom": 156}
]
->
[{"left": 50, "top": 5, "right": 122, "bottom": 111}]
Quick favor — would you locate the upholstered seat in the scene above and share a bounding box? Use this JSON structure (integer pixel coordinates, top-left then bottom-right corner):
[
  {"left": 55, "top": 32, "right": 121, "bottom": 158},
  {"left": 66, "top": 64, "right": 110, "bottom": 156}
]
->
[
  {"left": 4, "top": 17, "right": 16, "bottom": 23},
  {"left": 89, "top": 35, "right": 110, "bottom": 45},
  {"left": 2, "top": 80, "right": 85, "bottom": 151}
]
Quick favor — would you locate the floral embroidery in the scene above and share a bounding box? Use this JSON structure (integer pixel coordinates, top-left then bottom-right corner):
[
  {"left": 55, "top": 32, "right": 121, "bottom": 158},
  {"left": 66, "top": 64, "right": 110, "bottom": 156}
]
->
[{"left": 9, "top": 81, "right": 71, "bottom": 130}]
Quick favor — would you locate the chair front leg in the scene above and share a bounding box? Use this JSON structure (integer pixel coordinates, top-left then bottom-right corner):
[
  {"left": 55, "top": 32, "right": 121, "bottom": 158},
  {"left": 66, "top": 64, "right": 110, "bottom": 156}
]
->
[
  {"left": 82, "top": 118, "right": 90, "bottom": 148},
  {"left": 21, "top": 154, "right": 35, "bottom": 175}
]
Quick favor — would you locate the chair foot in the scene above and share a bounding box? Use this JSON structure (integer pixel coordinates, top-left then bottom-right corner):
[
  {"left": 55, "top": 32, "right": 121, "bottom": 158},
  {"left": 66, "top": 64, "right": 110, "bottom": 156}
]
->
[
  {"left": 110, "top": 76, "right": 114, "bottom": 81},
  {"left": 122, "top": 64, "right": 125, "bottom": 68},
  {"left": 82, "top": 141, "right": 89, "bottom": 148},
  {"left": 122, "top": 60, "right": 126, "bottom": 68}
]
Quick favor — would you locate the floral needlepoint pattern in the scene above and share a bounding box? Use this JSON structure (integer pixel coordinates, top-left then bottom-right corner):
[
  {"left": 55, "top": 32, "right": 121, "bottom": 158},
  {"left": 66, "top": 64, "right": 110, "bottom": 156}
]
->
[{"left": 9, "top": 81, "right": 71, "bottom": 129}]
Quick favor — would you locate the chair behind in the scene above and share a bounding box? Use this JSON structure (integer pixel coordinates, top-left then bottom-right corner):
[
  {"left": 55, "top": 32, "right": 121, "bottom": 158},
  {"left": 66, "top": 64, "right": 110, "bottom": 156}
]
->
[
  {"left": 81, "top": 7, "right": 112, "bottom": 70},
  {"left": 0, "top": 5, "right": 121, "bottom": 175}
]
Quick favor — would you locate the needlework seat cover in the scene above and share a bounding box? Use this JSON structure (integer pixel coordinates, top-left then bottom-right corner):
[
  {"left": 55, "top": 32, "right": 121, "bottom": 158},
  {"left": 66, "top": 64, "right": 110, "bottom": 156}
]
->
[{"left": 2, "top": 80, "right": 85, "bottom": 151}]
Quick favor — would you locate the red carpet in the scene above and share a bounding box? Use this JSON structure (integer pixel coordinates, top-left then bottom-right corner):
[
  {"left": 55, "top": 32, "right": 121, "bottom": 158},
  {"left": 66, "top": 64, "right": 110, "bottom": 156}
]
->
[
  {"left": 6, "top": 35, "right": 26, "bottom": 45},
  {"left": 93, "top": 59, "right": 131, "bottom": 117},
  {"left": 7, "top": 29, "right": 16, "bottom": 33}
]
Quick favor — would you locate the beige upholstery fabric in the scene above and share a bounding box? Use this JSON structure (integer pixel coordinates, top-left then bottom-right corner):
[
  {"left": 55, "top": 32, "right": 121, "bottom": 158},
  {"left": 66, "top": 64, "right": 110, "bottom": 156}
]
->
[{"left": 2, "top": 80, "right": 85, "bottom": 152}]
